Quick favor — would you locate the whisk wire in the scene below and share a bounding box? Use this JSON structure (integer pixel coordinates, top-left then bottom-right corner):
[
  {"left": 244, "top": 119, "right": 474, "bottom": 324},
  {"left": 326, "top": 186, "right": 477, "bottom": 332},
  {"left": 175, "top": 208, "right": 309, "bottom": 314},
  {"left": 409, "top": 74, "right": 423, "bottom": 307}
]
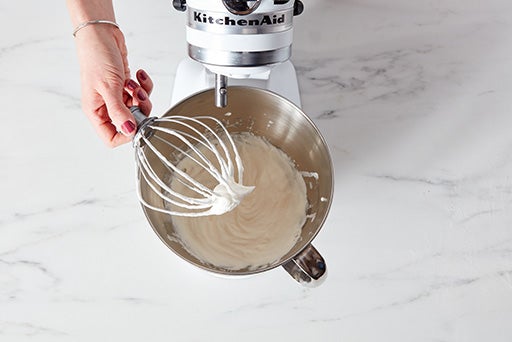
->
[
  {"left": 132, "top": 108, "right": 254, "bottom": 217},
  {"left": 150, "top": 124, "right": 225, "bottom": 185},
  {"left": 136, "top": 146, "right": 212, "bottom": 207},
  {"left": 139, "top": 134, "right": 214, "bottom": 199},
  {"left": 155, "top": 116, "right": 235, "bottom": 182}
]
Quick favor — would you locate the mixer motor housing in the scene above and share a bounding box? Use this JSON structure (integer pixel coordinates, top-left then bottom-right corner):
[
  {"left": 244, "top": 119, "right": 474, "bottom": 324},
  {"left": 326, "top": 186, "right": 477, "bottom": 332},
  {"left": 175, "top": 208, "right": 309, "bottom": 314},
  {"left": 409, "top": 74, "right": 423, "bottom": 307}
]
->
[{"left": 171, "top": 0, "right": 304, "bottom": 107}]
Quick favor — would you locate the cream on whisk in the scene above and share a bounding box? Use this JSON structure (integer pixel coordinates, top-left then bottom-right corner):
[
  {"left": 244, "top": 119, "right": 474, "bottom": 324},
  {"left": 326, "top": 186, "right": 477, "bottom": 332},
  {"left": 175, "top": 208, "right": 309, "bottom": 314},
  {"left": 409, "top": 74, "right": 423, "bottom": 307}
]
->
[
  {"left": 208, "top": 178, "right": 255, "bottom": 215},
  {"left": 134, "top": 112, "right": 254, "bottom": 217}
]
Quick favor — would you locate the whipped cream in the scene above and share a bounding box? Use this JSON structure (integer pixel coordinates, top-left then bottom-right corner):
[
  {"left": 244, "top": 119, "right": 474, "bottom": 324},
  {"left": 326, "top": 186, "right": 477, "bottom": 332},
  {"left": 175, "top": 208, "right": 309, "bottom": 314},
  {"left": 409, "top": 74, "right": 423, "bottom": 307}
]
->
[
  {"left": 207, "top": 179, "right": 254, "bottom": 215},
  {"left": 169, "top": 133, "right": 308, "bottom": 271}
]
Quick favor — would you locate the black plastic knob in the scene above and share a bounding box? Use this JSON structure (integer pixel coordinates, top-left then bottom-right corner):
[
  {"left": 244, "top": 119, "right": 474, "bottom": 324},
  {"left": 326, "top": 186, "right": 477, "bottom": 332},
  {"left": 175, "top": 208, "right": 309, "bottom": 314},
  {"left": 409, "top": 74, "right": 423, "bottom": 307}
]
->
[
  {"left": 173, "top": 0, "right": 186, "bottom": 12},
  {"left": 294, "top": 0, "right": 304, "bottom": 16}
]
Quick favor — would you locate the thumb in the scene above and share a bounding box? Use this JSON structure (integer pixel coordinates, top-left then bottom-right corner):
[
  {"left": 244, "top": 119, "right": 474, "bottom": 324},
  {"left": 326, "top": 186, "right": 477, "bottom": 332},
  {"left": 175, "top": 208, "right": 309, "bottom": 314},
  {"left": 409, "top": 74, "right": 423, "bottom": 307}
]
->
[{"left": 103, "top": 89, "right": 137, "bottom": 137}]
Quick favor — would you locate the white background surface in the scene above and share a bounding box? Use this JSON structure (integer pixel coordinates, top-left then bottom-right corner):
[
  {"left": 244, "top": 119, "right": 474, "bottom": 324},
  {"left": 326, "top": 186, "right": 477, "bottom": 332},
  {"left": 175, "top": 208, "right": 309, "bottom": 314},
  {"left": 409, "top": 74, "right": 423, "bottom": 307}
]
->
[{"left": 2, "top": 0, "right": 512, "bottom": 341}]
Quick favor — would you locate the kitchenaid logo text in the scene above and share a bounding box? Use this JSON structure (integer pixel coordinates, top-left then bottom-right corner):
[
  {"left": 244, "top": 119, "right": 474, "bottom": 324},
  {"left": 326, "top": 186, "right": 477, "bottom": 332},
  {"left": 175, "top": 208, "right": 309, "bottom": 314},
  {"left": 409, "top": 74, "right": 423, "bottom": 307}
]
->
[{"left": 193, "top": 11, "right": 286, "bottom": 27}]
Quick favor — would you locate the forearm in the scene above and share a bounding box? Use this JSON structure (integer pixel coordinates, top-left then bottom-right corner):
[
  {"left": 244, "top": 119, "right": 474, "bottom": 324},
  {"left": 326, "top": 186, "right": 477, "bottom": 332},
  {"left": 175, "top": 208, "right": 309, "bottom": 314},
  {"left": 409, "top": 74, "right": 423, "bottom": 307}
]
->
[
  {"left": 65, "top": 0, "right": 152, "bottom": 147},
  {"left": 66, "top": 0, "right": 116, "bottom": 26}
]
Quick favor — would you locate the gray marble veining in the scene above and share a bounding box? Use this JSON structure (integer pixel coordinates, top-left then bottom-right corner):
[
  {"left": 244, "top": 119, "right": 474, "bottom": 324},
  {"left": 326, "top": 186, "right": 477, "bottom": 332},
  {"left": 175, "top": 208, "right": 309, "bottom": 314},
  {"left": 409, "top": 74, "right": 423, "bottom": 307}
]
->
[{"left": 1, "top": 0, "right": 512, "bottom": 341}]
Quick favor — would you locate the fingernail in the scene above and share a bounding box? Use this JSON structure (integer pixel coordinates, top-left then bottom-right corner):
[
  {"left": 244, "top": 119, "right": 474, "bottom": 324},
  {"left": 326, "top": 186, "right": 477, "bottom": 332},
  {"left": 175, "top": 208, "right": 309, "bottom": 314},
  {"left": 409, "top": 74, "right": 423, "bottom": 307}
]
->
[
  {"left": 126, "top": 79, "right": 138, "bottom": 91},
  {"left": 139, "top": 70, "right": 148, "bottom": 81},
  {"left": 121, "top": 120, "right": 136, "bottom": 134},
  {"left": 137, "top": 89, "right": 147, "bottom": 101}
]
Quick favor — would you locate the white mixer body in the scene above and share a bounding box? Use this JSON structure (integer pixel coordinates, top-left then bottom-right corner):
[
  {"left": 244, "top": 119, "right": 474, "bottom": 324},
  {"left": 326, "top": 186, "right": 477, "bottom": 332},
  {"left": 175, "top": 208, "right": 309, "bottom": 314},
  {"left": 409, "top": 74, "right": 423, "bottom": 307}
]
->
[{"left": 171, "top": 0, "right": 302, "bottom": 107}]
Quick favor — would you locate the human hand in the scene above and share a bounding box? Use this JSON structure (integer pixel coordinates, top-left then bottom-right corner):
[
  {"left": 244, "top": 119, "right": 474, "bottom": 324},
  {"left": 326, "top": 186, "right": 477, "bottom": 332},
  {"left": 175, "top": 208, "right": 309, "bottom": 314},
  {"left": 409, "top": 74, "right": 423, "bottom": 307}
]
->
[{"left": 74, "top": 24, "right": 153, "bottom": 147}]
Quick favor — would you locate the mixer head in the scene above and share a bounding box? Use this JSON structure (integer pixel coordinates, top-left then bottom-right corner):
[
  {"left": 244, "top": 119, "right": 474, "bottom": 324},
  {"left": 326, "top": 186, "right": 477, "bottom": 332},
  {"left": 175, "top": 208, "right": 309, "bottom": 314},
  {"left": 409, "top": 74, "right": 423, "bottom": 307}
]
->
[{"left": 173, "top": 0, "right": 304, "bottom": 107}]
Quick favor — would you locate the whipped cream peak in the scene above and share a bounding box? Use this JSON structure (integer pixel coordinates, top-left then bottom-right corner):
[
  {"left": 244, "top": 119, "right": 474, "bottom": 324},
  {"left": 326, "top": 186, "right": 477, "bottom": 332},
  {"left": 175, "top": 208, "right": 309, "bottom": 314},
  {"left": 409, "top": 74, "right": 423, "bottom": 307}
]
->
[{"left": 209, "top": 180, "right": 255, "bottom": 215}]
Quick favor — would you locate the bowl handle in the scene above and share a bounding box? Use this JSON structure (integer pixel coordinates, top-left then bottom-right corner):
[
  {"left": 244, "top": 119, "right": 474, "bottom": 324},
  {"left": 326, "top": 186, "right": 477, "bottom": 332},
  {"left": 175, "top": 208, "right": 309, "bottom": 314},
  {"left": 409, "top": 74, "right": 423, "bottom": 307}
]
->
[{"left": 282, "top": 244, "right": 327, "bottom": 287}]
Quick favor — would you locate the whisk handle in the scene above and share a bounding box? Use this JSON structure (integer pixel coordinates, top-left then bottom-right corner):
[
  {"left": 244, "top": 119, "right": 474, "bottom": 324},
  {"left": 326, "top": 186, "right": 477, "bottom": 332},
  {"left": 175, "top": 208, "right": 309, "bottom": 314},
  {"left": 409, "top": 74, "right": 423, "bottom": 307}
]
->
[
  {"left": 130, "top": 106, "right": 157, "bottom": 146},
  {"left": 130, "top": 106, "right": 152, "bottom": 126}
]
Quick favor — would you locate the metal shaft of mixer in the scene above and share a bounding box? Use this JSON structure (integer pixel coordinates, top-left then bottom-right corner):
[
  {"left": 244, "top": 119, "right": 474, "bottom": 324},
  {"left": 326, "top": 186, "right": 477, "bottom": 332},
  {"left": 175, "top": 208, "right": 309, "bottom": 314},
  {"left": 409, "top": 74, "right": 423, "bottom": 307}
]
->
[{"left": 215, "top": 74, "right": 228, "bottom": 108}]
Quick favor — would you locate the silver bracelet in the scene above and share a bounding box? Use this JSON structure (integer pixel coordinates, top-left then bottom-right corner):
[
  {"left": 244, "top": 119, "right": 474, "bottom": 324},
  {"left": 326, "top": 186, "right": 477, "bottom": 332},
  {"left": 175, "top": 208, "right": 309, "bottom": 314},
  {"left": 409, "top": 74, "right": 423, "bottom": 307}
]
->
[{"left": 72, "top": 19, "right": 120, "bottom": 37}]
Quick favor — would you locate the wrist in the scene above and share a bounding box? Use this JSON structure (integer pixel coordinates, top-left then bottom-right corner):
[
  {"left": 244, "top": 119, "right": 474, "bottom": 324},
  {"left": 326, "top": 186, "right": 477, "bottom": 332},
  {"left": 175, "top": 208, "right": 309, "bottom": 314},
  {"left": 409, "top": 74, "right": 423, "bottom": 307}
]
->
[
  {"left": 73, "top": 20, "right": 119, "bottom": 37},
  {"left": 66, "top": 0, "right": 116, "bottom": 27}
]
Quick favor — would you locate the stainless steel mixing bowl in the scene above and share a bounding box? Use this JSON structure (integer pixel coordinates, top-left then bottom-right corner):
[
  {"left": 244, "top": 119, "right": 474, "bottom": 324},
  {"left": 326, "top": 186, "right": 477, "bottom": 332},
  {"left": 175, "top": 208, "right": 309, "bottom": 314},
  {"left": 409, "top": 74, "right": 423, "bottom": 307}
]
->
[{"left": 138, "top": 86, "right": 334, "bottom": 286}]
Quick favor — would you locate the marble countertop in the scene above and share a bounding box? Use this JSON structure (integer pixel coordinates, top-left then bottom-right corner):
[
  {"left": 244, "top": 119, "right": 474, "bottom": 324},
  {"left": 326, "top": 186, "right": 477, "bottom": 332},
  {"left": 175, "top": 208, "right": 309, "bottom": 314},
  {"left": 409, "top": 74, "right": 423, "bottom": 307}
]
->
[{"left": 2, "top": 0, "right": 512, "bottom": 340}]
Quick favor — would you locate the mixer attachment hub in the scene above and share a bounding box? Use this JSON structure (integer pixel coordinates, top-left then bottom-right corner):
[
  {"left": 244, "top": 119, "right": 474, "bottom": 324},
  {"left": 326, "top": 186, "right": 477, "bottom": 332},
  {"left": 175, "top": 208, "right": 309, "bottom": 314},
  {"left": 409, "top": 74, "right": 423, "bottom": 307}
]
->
[{"left": 215, "top": 74, "right": 228, "bottom": 108}]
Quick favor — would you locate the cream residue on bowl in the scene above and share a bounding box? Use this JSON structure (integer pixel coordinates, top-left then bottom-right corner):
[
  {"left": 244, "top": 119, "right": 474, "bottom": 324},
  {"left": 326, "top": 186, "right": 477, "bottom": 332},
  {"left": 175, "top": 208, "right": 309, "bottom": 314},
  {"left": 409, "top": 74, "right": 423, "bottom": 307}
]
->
[{"left": 169, "top": 133, "right": 308, "bottom": 271}]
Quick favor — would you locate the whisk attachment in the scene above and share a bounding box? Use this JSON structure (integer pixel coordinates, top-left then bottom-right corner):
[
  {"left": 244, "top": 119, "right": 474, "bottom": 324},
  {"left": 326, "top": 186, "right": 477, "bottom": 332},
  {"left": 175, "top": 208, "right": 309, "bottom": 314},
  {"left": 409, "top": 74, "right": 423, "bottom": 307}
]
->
[{"left": 131, "top": 107, "right": 254, "bottom": 217}]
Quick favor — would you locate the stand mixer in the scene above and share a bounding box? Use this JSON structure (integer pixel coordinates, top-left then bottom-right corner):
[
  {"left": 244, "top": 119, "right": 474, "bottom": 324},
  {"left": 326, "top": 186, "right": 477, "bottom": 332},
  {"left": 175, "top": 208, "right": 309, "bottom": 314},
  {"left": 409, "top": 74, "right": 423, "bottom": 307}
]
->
[
  {"left": 171, "top": 0, "right": 304, "bottom": 107},
  {"left": 147, "top": 0, "right": 332, "bottom": 286}
]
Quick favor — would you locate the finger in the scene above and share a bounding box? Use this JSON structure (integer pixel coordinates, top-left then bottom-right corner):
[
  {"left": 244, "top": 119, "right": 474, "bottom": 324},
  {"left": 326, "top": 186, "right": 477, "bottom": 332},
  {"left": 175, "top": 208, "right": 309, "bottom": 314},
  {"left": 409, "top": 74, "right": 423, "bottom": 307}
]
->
[
  {"left": 136, "top": 69, "right": 154, "bottom": 96},
  {"left": 96, "top": 120, "right": 132, "bottom": 148},
  {"left": 125, "top": 79, "right": 152, "bottom": 116},
  {"left": 84, "top": 104, "right": 132, "bottom": 148},
  {"left": 102, "top": 85, "right": 137, "bottom": 138}
]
